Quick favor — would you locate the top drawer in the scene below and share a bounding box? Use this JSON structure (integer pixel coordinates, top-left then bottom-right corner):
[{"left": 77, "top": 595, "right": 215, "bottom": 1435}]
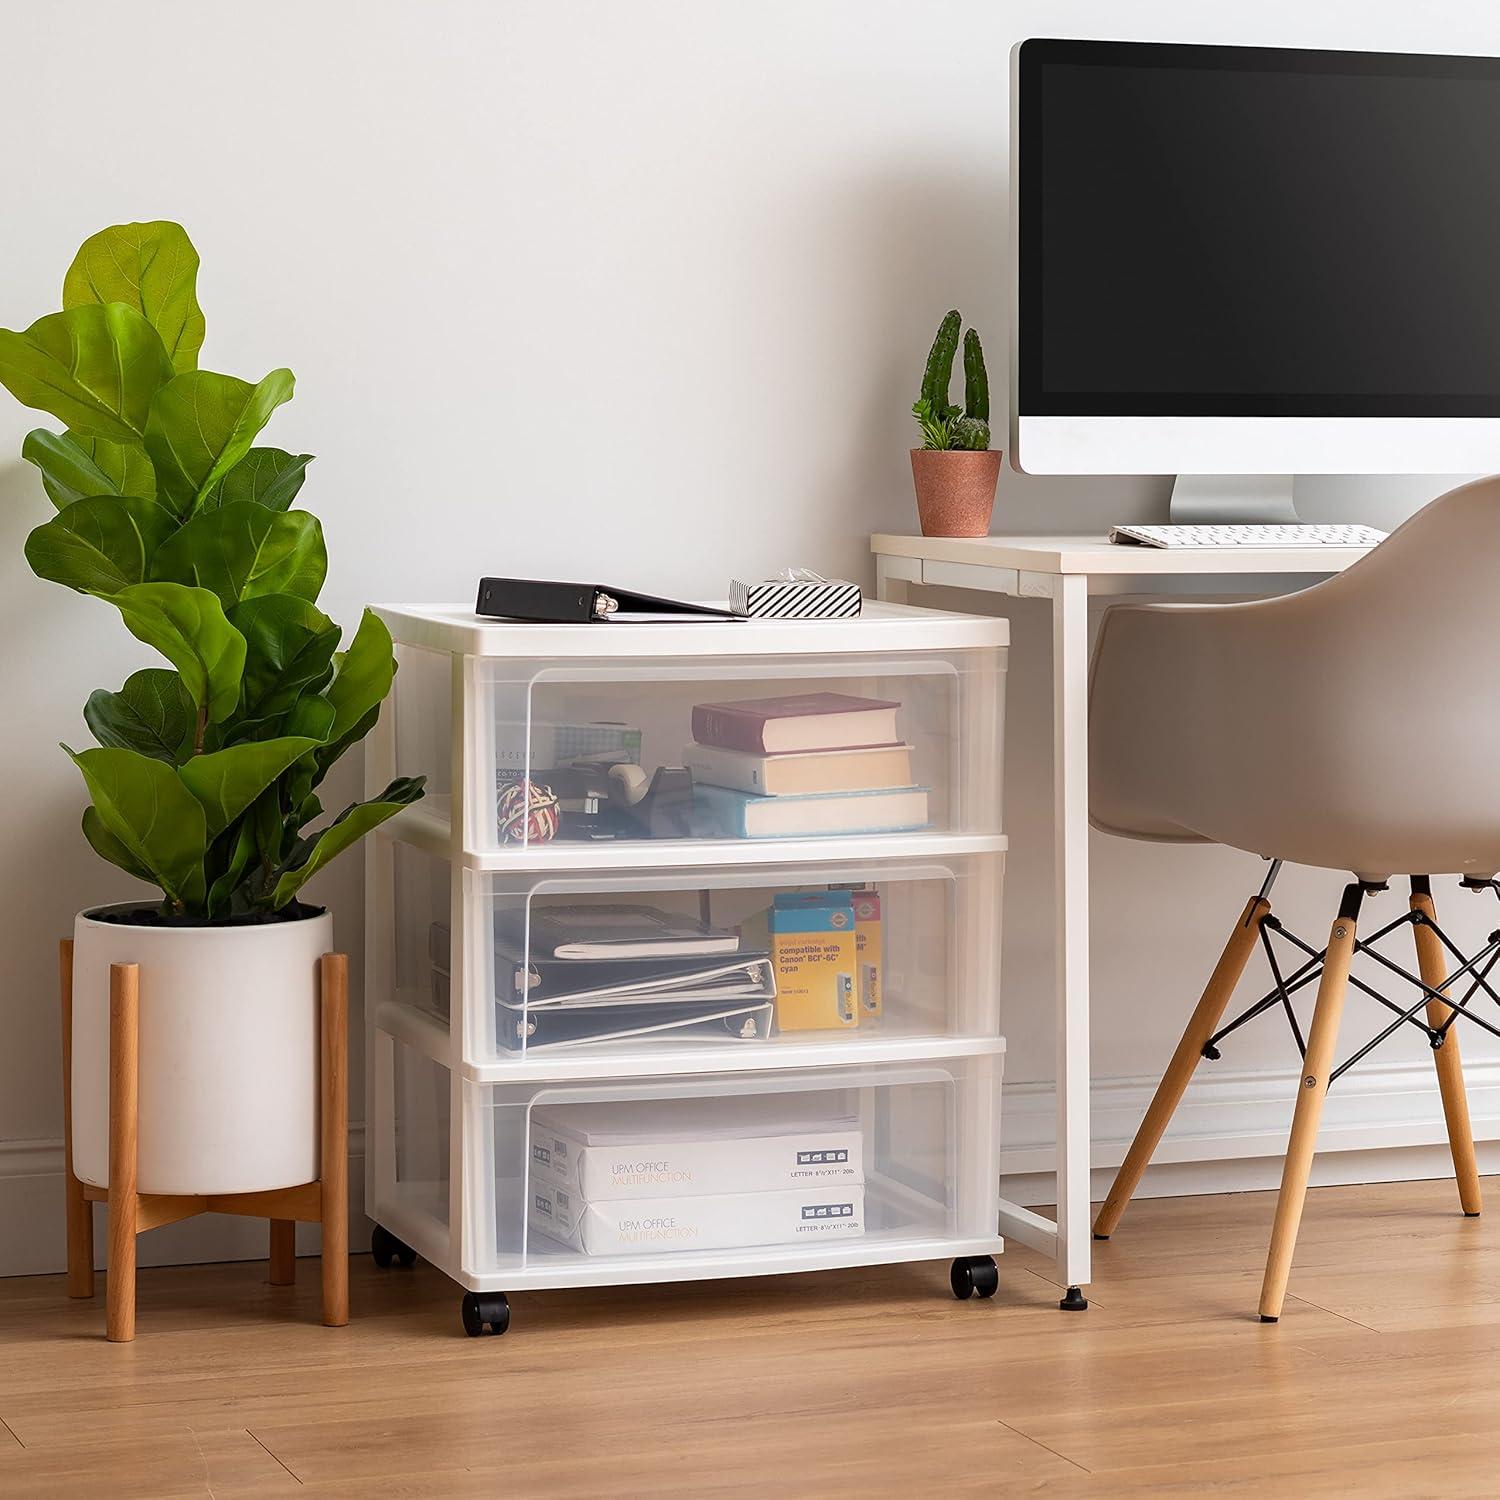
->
[{"left": 392, "top": 643, "right": 1005, "bottom": 856}]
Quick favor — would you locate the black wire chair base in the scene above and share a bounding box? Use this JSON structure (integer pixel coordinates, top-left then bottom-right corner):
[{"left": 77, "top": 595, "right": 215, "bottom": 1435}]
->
[{"left": 1203, "top": 881, "right": 1500, "bottom": 1088}]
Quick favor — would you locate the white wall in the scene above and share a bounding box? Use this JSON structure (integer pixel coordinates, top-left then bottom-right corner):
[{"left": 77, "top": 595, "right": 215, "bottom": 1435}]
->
[{"left": 4, "top": 0, "right": 1500, "bottom": 1274}]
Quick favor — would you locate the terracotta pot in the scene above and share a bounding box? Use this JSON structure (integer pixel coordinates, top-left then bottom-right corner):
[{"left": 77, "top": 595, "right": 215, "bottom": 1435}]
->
[{"left": 910, "top": 448, "right": 1002, "bottom": 537}]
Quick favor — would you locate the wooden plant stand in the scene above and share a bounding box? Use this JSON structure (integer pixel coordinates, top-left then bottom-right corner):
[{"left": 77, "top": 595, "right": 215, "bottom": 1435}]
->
[{"left": 59, "top": 940, "right": 350, "bottom": 1342}]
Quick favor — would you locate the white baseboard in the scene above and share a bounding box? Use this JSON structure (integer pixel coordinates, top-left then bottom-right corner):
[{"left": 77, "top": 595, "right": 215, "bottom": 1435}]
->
[
  {"left": 0, "top": 1126, "right": 367, "bottom": 1279},
  {"left": 997, "top": 1053, "right": 1500, "bottom": 1209}
]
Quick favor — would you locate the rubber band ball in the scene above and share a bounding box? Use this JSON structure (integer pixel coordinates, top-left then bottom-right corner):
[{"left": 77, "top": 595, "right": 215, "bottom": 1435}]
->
[{"left": 497, "top": 778, "right": 561, "bottom": 843}]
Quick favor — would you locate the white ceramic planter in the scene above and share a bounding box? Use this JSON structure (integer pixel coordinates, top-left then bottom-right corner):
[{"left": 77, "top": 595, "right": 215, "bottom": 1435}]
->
[{"left": 71, "top": 904, "right": 333, "bottom": 1195}]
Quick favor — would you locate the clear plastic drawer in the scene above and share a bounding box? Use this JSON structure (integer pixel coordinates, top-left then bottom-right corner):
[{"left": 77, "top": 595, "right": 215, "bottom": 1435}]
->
[
  {"left": 460, "top": 1056, "right": 1002, "bottom": 1281},
  {"left": 462, "top": 649, "right": 1004, "bottom": 853},
  {"left": 437, "top": 854, "right": 1002, "bottom": 1066}
]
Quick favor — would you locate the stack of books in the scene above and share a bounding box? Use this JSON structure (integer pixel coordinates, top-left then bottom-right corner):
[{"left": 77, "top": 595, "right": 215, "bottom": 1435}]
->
[
  {"left": 684, "top": 691, "right": 930, "bottom": 838},
  {"left": 430, "top": 904, "right": 776, "bottom": 1051},
  {"left": 527, "top": 1094, "right": 867, "bottom": 1257}
]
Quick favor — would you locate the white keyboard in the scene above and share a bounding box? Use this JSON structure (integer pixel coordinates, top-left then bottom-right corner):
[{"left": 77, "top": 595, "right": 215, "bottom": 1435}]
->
[{"left": 1109, "top": 523, "right": 1388, "bottom": 550}]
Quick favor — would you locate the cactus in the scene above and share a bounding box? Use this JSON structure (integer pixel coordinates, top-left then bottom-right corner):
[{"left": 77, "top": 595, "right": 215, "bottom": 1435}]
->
[
  {"left": 913, "top": 311, "right": 992, "bottom": 450},
  {"left": 920, "top": 310, "right": 962, "bottom": 415},
  {"left": 950, "top": 415, "right": 991, "bottom": 451},
  {"left": 963, "top": 328, "right": 989, "bottom": 423}
]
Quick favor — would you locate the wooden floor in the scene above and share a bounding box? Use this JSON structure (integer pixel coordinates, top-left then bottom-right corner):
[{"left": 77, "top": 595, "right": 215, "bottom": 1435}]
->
[{"left": 4, "top": 1178, "right": 1500, "bottom": 1497}]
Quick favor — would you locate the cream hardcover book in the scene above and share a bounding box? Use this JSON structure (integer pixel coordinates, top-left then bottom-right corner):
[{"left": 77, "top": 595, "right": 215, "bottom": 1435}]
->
[{"left": 681, "top": 741, "right": 915, "bottom": 796}]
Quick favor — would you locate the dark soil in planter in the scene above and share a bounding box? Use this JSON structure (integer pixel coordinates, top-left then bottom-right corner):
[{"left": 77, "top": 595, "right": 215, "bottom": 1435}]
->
[{"left": 86, "top": 901, "right": 327, "bottom": 929}]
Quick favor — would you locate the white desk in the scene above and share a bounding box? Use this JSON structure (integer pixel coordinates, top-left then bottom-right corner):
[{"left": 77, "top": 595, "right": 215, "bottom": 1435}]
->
[{"left": 870, "top": 531, "right": 1377, "bottom": 1304}]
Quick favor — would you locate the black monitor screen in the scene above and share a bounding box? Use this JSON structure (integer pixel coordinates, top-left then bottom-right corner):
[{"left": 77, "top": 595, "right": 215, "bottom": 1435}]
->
[{"left": 1018, "top": 40, "right": 1500, "bottom": 416}]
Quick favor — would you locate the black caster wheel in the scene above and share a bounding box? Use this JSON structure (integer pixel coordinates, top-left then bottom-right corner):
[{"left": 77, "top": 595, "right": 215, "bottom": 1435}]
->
[
  {"left": 371, "top": 1224, "right": 417, "bottom": 1269},
  {"left": 461, "top": 1291, "right": 510, "bottom": 1337},
  {"left": 949, "top": 1255, "right": 999, "bottom": 1300}
]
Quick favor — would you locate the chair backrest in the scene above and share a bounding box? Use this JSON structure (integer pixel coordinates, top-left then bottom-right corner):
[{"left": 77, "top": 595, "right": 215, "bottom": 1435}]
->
[{"left": 1088, "top": 475, "right": 1500, "bottom": 877}]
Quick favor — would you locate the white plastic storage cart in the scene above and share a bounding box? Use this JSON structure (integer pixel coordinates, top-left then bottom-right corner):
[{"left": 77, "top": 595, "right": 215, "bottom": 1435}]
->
[{"left": 364, "top": 601, "right": 1008, "bottom": 1335}]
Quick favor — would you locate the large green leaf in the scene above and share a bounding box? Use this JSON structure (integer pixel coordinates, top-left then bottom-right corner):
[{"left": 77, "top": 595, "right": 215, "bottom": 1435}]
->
[
  {"left": 251, "top": 783, "right": 288, "bottom": 877},
  {"left": 282, "top": 694, "right": 341, "bottom": 818},
  {"left": 108, "top": 582, "right": 246, "bottom": 726},
  {"left": 205, "top": 821, "right": 256, "bottom": 918},
  {"left": 229, "top": 594, "right": 339, "bottom": 725},
  {"left": 25, "top": 495, "right": 178, "bottom": 594},
  {"left": 209, "top": 448, "right": 313, "bottom": 512},
  {"left": 144, "top": 368, "right": 295, "bottom": 513},
  {"left": 65, "top": 745, "right": 207, "bottom": 907},
  {"left": 63, "top": 221, "right": 206, "bottom": 374},
  {"left": 325, "top": 609, "right": 397, "bottom": 743},
  {"left": 84, "top": 669, "right": 193, "bottom": 762},
  {"left": 81, "top": 804, "right": 155, "bottom": 884},
  {"left": 22, "top": 429, "right": 155, "bottom": 509},
  {"left": 0, "top": 304, "right": 174, "bottom": 440},
  {"left": 307, "top": 703, "right": 375, "bottom": 796},
  {"left": 271, "top": 777, "right": 425, "bottom": 907},
  {"left": 178, "top": 735, "right": 321, "bottom": 837},
  {"left": 284, "top": 694, "right": 337, "bottom": 743},
  {"left": 77, "top": 433, "right": 156, "bottom": 498},
  {"left": 150, "top": 502, "right": 326, "bottom": 609}
]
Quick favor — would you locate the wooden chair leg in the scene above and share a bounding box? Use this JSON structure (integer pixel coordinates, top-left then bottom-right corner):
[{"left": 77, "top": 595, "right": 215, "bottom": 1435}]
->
[
  {"left": 1093, "top": 895, "right": 1270, "bottom": 1238},
  {"left": 320, "top": 954, "right": 349, "bottom": 1328},
  {"left": 60, "top": 939, "right": 94, "bottom": 1299},
  {"left": 1411, "top": 878, "right": 1482, "bottom": 1216},
  {"left": 106, "top": 963, "right": 139, "bottom": 1343},
  {"left": 1259, "top": 896, "right": 1359, "bottom": 1322},
  {"left": 269, "top": 1219, "right": 297, "bottom": 1285}
]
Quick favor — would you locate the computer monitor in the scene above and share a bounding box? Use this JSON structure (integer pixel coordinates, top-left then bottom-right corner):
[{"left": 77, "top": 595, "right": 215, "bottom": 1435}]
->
[{"left": 1010, "top": 39, "right": 1500, "bottom": 521}]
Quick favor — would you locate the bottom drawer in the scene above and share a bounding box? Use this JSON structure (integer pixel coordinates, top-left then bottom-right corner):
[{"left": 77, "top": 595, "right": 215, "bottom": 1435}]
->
[{"left": 462, "top": 1056, "right": 1002, "bottom": 1285}]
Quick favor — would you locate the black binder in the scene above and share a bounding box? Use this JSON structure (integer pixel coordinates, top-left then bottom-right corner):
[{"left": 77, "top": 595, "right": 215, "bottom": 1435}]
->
[{"left": 476, "top": 577, "right": 737, "bottom": 624}]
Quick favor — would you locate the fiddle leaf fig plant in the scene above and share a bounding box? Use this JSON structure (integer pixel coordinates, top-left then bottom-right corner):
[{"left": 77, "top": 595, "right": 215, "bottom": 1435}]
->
[{"left": 0, "top": 220, "right": 423, "bottom": 920}]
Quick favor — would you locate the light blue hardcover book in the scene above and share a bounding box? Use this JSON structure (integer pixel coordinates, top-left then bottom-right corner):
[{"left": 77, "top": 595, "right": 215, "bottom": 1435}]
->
[{"left": 693, "top": 784, "right": 930, "bottom": 839}]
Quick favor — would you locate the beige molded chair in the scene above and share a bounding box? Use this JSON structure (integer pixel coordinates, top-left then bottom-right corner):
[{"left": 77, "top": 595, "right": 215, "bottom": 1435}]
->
[{"left": 1089, "top": 475, "right": 1500, "bottom": 1321}]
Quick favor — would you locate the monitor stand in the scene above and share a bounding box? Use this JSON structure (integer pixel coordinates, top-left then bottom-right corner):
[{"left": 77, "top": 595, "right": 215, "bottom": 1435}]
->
[{"left": 1169, "top": 474, "right": 1299, "bottom": 525}]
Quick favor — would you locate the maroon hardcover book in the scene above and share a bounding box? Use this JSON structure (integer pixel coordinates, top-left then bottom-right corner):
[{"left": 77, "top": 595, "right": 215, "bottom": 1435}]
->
[{"left": 690, "top": 692, "right": 901, "bottom": 754}]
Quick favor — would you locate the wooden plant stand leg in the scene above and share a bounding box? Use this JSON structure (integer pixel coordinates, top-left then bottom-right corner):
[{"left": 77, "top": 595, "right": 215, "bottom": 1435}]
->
[
  {"left": 269, "top": 1219, "right": 297, "bottom": 1285},
  {"left": 107, "top": 962, "right": 140, "bottom": 1343},
  {"left": 1259, "top": 895, "right": 1359, "bottom": 1323},
  {"left": 59, "top": 939, "right": 94, "bottom": 1300},
  {"left": 64, "top": 945, "right": 349, "bottom": 1341},
  {"left": 1411, "top": 878, "right": 1482, "bottom": 1217},
  {"left": 320, "top": 953, "right": 349, "bottom": 1328},
  {"left": 1093, "top": 895, "right": 1271, "bottom": 1239}
]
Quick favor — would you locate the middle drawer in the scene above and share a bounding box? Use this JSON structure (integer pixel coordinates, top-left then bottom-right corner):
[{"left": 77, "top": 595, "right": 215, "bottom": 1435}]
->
[{"left": 395, "top": 846, "right": 1004, "bottom": 1069}]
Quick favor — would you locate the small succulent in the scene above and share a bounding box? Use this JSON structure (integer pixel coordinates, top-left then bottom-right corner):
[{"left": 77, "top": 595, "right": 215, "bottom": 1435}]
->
[{"left": 912, "top": 311, "right": 990, "bottom": 451}]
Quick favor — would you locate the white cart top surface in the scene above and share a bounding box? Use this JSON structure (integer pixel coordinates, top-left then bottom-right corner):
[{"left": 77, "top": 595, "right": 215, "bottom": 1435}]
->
[{"left": 371, "top": 600, "right": 1008, "bottom": 658}]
